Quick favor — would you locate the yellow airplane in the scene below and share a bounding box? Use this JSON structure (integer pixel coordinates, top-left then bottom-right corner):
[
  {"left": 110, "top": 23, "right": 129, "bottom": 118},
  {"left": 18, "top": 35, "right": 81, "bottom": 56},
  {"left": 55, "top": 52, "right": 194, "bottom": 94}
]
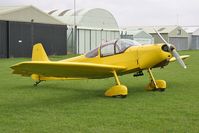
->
[{"left": 11, "top": 31, "right": 189, "bottom": 98}]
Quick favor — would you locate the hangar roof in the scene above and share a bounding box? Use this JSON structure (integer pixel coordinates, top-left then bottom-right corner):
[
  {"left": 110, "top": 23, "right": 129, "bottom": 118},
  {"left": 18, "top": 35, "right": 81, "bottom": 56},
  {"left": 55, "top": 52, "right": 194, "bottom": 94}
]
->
[
  {"left": 125, "top": 26, "right": 180, "bottom": 34},
  {"left": 0, "top": 5, "right": 64, "bottom": 25},
  {"left": 182, "top": 26, "right": 199, "bottom": 35},
  {"left": 49, "top": 8, "right": 119, "bottom": 30},
  {"left": 126, "top": 30, "right": 153, "bottom": 38}
]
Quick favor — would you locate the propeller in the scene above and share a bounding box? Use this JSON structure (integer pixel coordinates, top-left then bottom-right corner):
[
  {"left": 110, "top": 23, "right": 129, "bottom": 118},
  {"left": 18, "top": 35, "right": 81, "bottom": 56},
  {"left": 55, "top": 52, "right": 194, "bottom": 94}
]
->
[{"left": 154, "top": 28, "right": 187, "bottom": 69}]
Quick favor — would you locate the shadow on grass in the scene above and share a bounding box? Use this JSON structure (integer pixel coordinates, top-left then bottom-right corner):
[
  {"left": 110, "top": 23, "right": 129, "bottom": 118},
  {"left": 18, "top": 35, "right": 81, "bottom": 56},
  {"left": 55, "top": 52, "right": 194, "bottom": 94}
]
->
[
  {"left": 13, "top": 82, "right": 147, "bottom": 96},
  {"left": 2, "top": 86, "right": 104, "bottom": 112},
  {"left": 7, "top": 81, "right": 147, "bottom": 102}
]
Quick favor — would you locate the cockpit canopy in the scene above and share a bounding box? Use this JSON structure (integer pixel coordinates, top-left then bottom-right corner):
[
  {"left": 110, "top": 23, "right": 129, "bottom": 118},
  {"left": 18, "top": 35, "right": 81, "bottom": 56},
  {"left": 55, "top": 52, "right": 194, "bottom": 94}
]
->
[{"left": 85, "top": 39, "right": 141, "bottom": 58}]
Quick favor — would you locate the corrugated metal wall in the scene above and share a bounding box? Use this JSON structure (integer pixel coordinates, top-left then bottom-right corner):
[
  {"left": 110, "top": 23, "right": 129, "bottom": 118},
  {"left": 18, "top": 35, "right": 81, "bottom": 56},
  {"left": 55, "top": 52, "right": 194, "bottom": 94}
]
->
[
  {"left": 9, "top": 22, "right": 32, "bottom": 57},
  {"left": 191, "top": 36, "right": 199, "bottom": 49},
  {"left": 0, "top": 21, "right": 8, "bottom": 58},
  {"left": 66, "top": 27, "right": 73, "bottom": 54},
  {"left": 151, "top": 33, "right": 169, "bottom": 44},
  {"left": 169, "top": 37, "right": 189, "bottom": 50},
  {"left": 33, "top": 23, "right": 67, "bottom": 56},
  {"left": 76, "top": 29, "right": 120, "bottom": 54},
  {"left": 0, "top": 20, "right": 67, "bottom": 58},
  {"left": 91, "top": 30, "right": 96, "bottom": 50}
]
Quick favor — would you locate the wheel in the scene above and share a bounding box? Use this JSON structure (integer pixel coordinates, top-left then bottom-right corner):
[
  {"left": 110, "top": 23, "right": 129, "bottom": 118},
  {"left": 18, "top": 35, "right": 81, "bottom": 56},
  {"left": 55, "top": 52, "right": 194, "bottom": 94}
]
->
[
  {"left": 120, "top": 95, "right": 127, "bottom": 98},
  {"left": 111, "top": 95, "right": 127, "bottom": 98},
  {"left": 33, "top": 83, "right": 37, "bottom": 87},
  {"left": 157, "top": 88, "right": 165, "bottom": 92}
]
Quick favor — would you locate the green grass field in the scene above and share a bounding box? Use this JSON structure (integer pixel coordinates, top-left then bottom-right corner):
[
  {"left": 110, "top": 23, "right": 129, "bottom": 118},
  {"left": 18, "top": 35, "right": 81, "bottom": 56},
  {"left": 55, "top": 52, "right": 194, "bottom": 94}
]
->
[{"left": 0, "top": 51, "right": 199, "bottom": 133}]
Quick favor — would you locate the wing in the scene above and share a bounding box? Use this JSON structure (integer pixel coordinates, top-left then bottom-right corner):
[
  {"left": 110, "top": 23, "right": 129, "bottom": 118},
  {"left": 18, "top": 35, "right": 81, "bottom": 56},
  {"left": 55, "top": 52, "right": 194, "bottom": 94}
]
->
[
  {"left": 11, "top": 61, "right": 126, "bottom": 79},
  {"left": 169, "top": 55, "right": 190, "bottom": 62}
]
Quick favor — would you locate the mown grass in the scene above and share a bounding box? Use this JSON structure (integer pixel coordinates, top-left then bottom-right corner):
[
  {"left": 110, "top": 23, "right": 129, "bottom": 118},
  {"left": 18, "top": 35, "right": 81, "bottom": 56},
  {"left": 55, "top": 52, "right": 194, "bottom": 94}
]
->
[{"left": 0, "top": 51, "right": 199, "bottom": 133}]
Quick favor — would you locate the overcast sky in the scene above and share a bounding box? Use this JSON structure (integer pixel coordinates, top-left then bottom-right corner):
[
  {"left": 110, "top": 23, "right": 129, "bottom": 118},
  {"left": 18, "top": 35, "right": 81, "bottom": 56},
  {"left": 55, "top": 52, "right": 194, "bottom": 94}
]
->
[{"left": 1, "top": 0, "right": 199, "bottom": 27}]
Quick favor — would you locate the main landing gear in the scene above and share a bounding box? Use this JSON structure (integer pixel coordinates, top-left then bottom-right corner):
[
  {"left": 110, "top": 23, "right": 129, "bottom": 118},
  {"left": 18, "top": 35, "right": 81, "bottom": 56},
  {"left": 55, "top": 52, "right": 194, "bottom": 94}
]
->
[
  {"left": 146, "top": 68, "right": 166, "bottom": 91},
  {"left": 105, "top": 71, "right": 128, "bottom": 98}
]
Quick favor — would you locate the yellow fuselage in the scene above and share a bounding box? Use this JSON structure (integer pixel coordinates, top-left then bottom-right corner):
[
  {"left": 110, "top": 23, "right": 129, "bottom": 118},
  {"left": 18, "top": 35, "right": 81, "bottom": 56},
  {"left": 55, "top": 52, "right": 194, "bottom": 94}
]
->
[{"left": 62, "top": 43, "right": 172, "bottom": 76}]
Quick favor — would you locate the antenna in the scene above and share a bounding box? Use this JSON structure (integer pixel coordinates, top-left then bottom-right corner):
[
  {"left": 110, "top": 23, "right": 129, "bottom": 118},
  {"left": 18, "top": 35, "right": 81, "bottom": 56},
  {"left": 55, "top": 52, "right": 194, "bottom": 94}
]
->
[
  {"left": 73, "top": 0, "right": 77, "bottom": 53},
  {"left": 74, "top": 0, "right": 76, "bottom": 27}
]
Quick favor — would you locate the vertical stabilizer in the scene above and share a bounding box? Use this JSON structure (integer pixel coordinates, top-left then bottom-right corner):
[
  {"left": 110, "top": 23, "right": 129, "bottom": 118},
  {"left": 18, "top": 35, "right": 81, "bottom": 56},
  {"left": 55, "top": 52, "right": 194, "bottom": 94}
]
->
[
  {"left": 32, "top": 43, "right": 49, "bottom": 61},
  {"left": 31, "top": 43, "right": 49, "bottom": 81}
]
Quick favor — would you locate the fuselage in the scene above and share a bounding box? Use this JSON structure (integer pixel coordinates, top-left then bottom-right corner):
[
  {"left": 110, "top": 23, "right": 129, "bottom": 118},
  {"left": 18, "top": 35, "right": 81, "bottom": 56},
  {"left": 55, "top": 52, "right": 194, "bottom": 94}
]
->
[
  {"left": 61, "top": 43, "right": 172, "bottom": 75},
  {"left": 11, "top": 39, "right": 185, "bottom": 82}
]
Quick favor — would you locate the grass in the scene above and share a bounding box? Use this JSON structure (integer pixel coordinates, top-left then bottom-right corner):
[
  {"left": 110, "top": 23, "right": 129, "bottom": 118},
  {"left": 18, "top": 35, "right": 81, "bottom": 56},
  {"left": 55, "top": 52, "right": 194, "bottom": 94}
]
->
[{"left": 0, "top": 51, "right": 199, "bottom": 133}]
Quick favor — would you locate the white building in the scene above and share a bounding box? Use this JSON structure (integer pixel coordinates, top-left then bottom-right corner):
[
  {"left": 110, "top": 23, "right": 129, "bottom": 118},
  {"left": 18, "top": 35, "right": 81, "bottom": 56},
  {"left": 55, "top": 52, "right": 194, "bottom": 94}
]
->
[
  {"left": 49, "top": 8, "right": 120, "bottom": 54},
  {"left": 125, "top": 26, "right": 189, "bottom": 50},
  {"left": 121, "top": 29, "right": 154, "bottom": 44},
  {"left": 182, "top": 26, "right": 199, "bottom": 50}
]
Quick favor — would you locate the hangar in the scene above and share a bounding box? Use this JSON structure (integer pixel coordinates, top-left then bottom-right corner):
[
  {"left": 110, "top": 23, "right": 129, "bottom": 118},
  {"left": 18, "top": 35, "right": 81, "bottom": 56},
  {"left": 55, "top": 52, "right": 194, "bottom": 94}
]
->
[
  {"left": 121, "top": 29, "right": 154, "bottom": 44},
  {"left": 49, "top": 8, "right": 120, "bottom": 54},
  {"left": 182, "top": 26, "right": 199, "bottom": 50},
  {"left": 126, "top": 26, "right": 189, "bottom": 50},
  {"left": 0, "top": 5, "right": 67, "bottom": 58}
]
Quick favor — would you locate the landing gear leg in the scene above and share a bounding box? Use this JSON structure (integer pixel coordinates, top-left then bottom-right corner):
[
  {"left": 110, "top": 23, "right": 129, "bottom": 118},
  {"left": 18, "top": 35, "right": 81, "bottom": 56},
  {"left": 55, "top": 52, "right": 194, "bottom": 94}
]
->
[
  {"left": 104, "top": 71, "right": 128, "bottom": 98},
  {"left": 146, "top": 68, "right": 166, "bottom": 91}
]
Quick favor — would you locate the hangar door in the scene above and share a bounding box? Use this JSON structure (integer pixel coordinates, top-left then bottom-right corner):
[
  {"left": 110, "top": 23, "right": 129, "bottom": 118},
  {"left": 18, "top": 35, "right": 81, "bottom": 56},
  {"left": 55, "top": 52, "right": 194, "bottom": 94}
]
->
[
  {"left": 191, "top": 36, "right": 199, "bottom": 50},
  {"left": 33, "top": 23, "right": 67, "bottom": 56},
  {"left": 9, "top": 22, "right": 32, "bottom": 57},
  {"left": 8, "top": 21, "right": 67, "bottom": 58},
  {"left": 169, "top": 37, "right": 188, "bottom": 51},
  {"left": 77, "top": 29, "right": 120, "bottom": 54}
]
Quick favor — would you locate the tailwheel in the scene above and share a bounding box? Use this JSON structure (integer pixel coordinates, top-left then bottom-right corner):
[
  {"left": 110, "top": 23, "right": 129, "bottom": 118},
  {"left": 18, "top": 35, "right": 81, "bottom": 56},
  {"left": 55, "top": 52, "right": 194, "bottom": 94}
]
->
[{"left": 33, "top": 80, "right": 44, "bottom": 87}]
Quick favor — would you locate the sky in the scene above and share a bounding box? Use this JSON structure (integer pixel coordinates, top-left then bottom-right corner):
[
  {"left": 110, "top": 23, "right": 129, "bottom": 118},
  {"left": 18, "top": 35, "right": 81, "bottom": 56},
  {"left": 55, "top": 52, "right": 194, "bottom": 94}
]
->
[{"left": 1, "top": 0, "right": 199, "bottom": 27}]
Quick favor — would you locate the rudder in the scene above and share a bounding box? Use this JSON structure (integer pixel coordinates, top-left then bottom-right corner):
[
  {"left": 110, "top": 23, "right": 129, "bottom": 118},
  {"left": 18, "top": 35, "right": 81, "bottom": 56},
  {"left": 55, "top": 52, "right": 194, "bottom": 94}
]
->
[
  {"left": 32, "top": 43, "right": 49, "bottom": 61},
  {"left": 31, "top": 43, "right": 49, "bottom": 82}
]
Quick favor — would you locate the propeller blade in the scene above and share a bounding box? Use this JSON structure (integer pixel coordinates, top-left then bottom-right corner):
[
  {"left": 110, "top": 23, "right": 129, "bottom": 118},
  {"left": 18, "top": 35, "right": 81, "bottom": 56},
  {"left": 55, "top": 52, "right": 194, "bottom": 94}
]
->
[
  {"left": 172, "top": 50, "right": 187, "bottom": 69},
  {"left": 153, "top": 28, "right": 187, "bottom": 69},
  {"left": 153, "top": 28, "right": 171, "bottom": 47}
]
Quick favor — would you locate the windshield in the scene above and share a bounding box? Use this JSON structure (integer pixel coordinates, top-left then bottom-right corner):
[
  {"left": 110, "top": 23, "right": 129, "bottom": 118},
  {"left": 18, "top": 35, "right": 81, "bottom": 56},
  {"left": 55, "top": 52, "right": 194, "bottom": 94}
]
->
[
  {"left": 116, "top": 39, "right": 141, "bottom": 47},
  {"left": 85, "top": 47, "right": 98, "bottom": 58},
  {"left": 85, "top": 39, "right": 141, "bottom": 58},
  {"left": 115, "top": 39, "right": 141, "bottom": 54}
]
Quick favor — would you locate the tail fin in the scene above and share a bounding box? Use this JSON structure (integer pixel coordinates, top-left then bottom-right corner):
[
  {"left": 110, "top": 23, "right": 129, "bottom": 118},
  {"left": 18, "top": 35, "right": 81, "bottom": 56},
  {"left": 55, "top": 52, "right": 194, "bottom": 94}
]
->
[
  {"left": 31, "top": 43, "right": 49, "bottom": 81},
  {"left": 32, "top": 43, "right": 49, "bottom": 61}
]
